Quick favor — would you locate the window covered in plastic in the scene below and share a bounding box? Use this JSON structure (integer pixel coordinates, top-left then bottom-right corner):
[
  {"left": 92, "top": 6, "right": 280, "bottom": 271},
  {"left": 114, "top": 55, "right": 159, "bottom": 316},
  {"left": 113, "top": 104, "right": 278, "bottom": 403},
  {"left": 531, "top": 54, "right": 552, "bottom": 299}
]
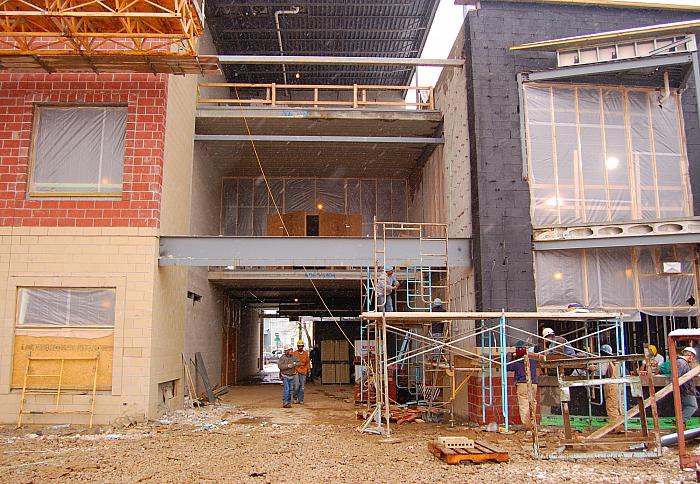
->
[
  {"left": 524, "top": 84, "right": 691, "bottom": 226},
  {"left": 17, "top": 288, "right": 116, "bottom": 327},
  {"left": 30, "top": 106, "right": 127, "bottom": 195},
  {"left": 221, "top": 177, "right": 408, "bottom": 236},
  {"left": 535, "top": 246, "right": 697, "bottom": 319}
]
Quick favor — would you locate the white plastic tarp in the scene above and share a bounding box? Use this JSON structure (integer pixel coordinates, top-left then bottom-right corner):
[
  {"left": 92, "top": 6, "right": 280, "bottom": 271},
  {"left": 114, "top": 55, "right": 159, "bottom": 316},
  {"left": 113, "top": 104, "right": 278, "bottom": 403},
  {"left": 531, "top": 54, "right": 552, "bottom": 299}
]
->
[
  {"left": 524, "top": 84, "right": 691, "bottom": 227},
  {"left": 535, "top": 246, "right": 698, "bottom": 319},
  {"left": 32, "top": 107, "right": 127, "bottom": 194},
  {"left": 17, "top": 288, "right": 116, "bottom": 327},
  {"left": 221, "top": 177, "right": 407, "bottom": 236}
]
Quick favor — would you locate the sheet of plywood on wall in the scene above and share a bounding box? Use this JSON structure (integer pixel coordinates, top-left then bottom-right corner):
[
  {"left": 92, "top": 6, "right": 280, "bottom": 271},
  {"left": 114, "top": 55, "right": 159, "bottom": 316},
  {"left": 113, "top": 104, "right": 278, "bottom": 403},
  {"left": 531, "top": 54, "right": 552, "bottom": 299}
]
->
[
  {"left": 319, "top": 212, "right": 362, "bottom": 236},
  {"left": 266, "top": 211, "right": 307, "bottom": 236},
  {"left": 11, "top": 333, "right": 114, "bottom": 390}
]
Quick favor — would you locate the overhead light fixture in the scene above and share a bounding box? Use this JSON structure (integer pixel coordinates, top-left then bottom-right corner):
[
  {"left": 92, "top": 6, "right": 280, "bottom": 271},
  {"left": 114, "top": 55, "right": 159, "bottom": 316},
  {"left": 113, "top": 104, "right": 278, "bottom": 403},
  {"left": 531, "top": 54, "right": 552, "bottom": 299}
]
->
[
  {"left": 606, "top": 156, "right": 620, "bottom": 170},
  {"left": 293, "top": 298, "right": 299, "bottom": 303},
  {"left": 553, "top": 272, "right": 563, "bottom": 280},
  {"left": 546, "top": 197, "right": 558, "bottom": 207},
  {"left": 316, "top": 203, "right": 324, "bottom": 210},
  {"left": 295, "top": 72, "right": 301, "bottom": 79}
]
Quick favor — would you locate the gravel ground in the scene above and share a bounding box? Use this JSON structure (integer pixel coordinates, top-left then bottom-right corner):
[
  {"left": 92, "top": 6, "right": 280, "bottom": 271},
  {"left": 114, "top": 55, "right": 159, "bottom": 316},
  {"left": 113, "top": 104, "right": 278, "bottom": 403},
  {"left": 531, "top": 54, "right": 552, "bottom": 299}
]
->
[{"left": 1, "top": 383, "right": 697, "bottom": 483}]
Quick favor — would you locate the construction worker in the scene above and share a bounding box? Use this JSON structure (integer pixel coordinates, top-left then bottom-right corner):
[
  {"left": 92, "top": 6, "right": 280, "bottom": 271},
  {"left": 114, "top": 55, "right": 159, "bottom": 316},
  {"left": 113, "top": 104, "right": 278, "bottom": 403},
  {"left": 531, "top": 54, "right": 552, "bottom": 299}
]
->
[
  {"left": 597, "top": 344, "right": 621, "bottom": 426},
  {"left": 542, "top": 327, "right": 576, "bottom": 357},
  {"left": 375, "top": 266, "right": 399, "bottom": 312},
  {"left": 277, "top": 345, "right": 299, "bottom": 408},
  {"left": 293, "top": 339, "right": 311, "bottom": 404},
  {"left": 677, "top": 346, "right": 698, "bottom": 423},
  {"left": 431, "top": 297, "right": 446, "bottom": 335},
  {"left": 506, "top": 341, "right": 541, "bottom": 430}
]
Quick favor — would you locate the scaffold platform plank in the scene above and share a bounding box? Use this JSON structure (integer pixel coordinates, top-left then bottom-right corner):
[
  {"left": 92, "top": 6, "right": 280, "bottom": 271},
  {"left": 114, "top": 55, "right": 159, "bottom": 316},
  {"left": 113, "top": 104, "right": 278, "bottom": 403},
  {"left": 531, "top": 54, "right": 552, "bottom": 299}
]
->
[
  {"left": 0, "top": 54, "right": 220, "bottom": 74},
  {"left": 362, "top": 311, "right": 622, "bottom": 321},
  {"left": 428, "top": 440, "right": 509, "bottom": 465}
]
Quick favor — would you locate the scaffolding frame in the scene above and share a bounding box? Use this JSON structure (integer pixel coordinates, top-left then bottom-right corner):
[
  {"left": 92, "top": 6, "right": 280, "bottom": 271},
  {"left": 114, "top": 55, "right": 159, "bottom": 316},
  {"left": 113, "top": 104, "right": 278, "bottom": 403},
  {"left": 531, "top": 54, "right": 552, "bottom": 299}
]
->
[
  {"left": 358, "top": 310, "right": 625, "bottom": 438},
  {"left": 0, "top": 0, "right": 204, "bottom": 56}
]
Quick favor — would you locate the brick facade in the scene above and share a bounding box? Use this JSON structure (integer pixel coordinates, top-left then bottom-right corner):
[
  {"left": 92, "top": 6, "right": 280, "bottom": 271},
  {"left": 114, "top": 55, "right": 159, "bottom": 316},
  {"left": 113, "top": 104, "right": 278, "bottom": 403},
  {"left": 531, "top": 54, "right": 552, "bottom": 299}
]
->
[{"left": 0, "top": 73, "right": 168, "bottom": 228}]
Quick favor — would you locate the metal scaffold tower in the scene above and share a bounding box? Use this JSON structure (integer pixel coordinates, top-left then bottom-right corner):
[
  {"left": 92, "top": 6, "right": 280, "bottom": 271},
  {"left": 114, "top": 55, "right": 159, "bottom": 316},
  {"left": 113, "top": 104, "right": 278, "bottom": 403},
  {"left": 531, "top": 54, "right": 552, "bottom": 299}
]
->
[{"left": 358, "top": 307, "right": 631, "bottom": 447}]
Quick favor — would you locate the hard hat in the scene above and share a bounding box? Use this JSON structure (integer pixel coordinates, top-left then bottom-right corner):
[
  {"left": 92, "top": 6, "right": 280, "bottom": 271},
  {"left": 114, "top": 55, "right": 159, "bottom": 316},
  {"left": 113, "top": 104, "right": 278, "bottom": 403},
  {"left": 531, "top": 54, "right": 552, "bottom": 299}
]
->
[
  {"left": 542, "top": 327, "right": 555, "bottom": 338},
  {"left": 283, "top": 345, "right": 293, "bottom": 352},
  {"left": 515, "top": 340, "right": 527, "bottom": 349},
  {"left": 600, "top": 344, "right": 613, "bottom": 356},
  {"left": 433, "top": 298, "right": 443, "bottom": 307},
  {"left": 683, "top": 346, "right": 697, "bottom": 357},
  {"left": 648, "top": 344, "right": 657, "bottom": 356},
  {"left": 297, "top": 339, "right": 304, "bottom": 346},
  {"left": 384, "top": 265, "right": 394, "bottom": 272}
]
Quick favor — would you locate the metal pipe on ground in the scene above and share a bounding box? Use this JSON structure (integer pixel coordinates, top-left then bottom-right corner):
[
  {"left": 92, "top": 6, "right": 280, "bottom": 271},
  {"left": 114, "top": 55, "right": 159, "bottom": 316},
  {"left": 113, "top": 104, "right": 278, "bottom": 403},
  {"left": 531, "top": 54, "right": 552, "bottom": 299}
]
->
[{"left": 630, "top": 427, "right": 700, "bottom": 450}]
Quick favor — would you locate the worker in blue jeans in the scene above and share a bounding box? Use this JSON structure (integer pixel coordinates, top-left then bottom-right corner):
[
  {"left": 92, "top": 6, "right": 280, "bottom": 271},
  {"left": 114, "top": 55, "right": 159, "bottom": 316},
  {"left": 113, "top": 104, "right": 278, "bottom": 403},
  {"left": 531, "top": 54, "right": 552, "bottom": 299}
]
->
[
  {"left": 677, "top": 346, "right": 698, "bottom": 423},
  {"left": 277, "top": 345, "right": 299, "bottom": 408}
]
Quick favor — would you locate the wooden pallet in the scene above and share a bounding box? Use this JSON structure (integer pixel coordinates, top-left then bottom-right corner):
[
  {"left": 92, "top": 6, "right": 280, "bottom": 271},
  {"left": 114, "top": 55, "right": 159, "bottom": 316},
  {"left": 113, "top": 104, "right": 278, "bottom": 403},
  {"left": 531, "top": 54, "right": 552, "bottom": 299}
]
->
[{"left": 428, "top": 440, "right": 509, "bottom": 465}]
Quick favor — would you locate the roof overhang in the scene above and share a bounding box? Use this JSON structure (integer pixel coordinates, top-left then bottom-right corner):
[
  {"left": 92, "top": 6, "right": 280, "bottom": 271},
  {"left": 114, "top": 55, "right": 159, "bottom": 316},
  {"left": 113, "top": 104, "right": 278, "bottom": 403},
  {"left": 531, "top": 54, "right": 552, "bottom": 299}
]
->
[
  {"left": 511, "top": 19, "right": 700, "bottom": 52},
  {"left": 457, "top": 0, "right": 700, "bottom": 11},
  {"left": 518, "top": 52, "right": 695, "bottom": 88}
]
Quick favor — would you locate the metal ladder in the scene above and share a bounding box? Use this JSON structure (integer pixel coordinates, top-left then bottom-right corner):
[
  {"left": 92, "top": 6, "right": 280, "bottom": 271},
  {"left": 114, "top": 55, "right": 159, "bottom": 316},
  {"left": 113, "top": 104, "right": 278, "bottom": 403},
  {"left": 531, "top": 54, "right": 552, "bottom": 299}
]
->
[{"left": 17, "top": 354, "right": 100, "bottom": 428}]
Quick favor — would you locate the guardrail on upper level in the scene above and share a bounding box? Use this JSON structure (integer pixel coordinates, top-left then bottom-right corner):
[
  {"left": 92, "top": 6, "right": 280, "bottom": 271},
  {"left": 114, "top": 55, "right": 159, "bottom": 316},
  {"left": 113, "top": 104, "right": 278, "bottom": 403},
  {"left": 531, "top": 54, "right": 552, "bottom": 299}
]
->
[{"left": 197, "top": 82, "right": 435, "bottom": 110}]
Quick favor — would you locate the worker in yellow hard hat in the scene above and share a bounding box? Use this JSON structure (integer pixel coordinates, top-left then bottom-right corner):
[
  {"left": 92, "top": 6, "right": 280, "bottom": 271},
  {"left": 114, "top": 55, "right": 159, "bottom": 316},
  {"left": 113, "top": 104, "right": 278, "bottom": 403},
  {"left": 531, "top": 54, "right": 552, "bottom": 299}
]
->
[
  {"left": 292, "top": 339, "right": 311, "bottom": 404},
  {"left": 641, "top": 344, "right": 666, "bottom": 374}
]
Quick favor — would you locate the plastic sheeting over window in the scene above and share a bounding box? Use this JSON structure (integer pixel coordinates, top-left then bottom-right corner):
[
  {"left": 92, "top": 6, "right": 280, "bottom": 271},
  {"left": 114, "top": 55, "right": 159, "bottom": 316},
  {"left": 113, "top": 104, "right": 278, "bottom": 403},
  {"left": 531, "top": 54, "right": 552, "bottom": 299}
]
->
[
  {"left": 221, "top": 177, "right": 407, "bottom": 236},
  {"left": 524, "top": 84, "right": 691, "bottom": 227},
  {"left": 535, "top": 246, "right": 698, "bottom": 320},
  {"left": 31, "top": 106, "right": 127, "bottom": 195},
  {"left": 17, "top": 288, "right": 116, "bottom": 327}
]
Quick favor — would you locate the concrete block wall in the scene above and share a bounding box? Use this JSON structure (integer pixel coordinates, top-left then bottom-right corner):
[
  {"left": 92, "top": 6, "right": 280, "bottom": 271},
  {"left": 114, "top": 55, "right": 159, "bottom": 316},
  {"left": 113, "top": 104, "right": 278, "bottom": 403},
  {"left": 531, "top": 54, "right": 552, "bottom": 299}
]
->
[
  {"left": 0, "top": 226, "right": 158, "bottom": 425},
  {"left": 0, "top": 73, "right": 168, "bottom": 228},
  {"left": 463, "top": 2, "right": 700, "bottom": 319}
]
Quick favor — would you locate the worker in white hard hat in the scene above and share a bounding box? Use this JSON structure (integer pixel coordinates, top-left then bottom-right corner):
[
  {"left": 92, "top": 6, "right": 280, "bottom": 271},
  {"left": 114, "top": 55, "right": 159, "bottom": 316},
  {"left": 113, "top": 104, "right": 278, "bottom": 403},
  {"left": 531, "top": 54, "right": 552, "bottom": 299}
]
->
[
  {"left": 277, "top": 345, "right": 300, "bottom": 408},
  {"left": 292, "top": 339, "right": 310, "bottom": 404},
  {"left": 541, "top": 327, "right": 576, "bottom": 357},
  {"left": 375, "top": 265, "right": 399, "bottom": 312},
  {"left": 676, "top": 346, "right": 698, "bottom": 423}
]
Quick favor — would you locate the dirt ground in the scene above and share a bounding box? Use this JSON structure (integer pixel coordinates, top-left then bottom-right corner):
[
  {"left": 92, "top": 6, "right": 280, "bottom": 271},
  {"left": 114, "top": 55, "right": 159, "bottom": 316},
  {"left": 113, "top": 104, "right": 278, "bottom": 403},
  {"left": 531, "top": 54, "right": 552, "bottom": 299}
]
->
[{"left": 1, "top": 381, "right": 698, "bottom": 483}]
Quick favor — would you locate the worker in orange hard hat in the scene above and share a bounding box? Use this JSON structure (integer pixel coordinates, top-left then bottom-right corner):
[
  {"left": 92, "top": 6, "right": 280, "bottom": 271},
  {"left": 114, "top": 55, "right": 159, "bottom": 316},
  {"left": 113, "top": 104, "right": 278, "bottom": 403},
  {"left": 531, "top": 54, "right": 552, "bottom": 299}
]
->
[{"left": 292, "top": 339, "right": 311, "bottom": 404}]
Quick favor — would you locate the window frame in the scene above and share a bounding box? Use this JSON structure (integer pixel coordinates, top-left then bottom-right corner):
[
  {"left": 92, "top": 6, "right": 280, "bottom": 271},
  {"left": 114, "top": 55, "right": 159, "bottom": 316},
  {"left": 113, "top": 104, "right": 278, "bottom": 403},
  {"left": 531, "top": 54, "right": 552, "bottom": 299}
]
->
[
  {"left": 16, "top": 287, "right": 117, "bottom": 330},
  {"left": 28, "top": 103, "right": 128, "bottom": 198}
]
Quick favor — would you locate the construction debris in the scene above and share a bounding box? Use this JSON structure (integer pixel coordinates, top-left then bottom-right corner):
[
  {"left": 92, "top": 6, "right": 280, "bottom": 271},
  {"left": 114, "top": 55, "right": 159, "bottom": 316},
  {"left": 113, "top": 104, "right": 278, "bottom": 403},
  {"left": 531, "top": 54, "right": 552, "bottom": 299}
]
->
[{"left": 428, "top": 439, "right": 509, "bottom": 465}]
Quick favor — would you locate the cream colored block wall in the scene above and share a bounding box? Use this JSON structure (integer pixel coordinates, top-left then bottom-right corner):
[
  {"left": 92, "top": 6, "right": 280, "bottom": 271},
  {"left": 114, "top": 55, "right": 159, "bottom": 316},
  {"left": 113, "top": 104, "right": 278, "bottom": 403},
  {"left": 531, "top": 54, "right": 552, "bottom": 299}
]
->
[
  {"left": 0, "top": 227, "right": 159, "bottom": 425},
  {"left": 148, "top": 73, "right": 199, "bottom": 417}
]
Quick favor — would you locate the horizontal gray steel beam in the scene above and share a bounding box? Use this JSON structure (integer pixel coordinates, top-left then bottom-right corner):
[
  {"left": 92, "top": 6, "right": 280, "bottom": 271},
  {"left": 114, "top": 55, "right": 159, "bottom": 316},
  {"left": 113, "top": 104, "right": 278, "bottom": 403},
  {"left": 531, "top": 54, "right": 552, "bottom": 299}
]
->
[
  {"left": 194, "top": 134, "right": 443, "bottom": 144},
  {"left": 159, "top": 236, "right": 471, "bottom": 267},
  {"left": 523, "top": 53, "right": 693, "bottom": 82},
  {"left": 534, "top": 232, "right": 700, "bottom": 251},
  {"left": 217, "top": 55, "right": 464, "bottom": 67}
]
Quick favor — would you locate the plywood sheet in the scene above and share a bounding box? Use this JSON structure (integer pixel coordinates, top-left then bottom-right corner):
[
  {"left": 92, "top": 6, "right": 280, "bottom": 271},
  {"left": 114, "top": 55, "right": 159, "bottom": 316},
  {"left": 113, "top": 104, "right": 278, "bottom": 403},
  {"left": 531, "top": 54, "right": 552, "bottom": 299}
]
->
[
  {"left": 319, "top": 212, "right": 362, "bottom": 236},
  {"left": 12, "top": 333, "right": 113, "bottom": 390},
  {"left": 267, "top": 211, "right": 307, "bottom": 236}
]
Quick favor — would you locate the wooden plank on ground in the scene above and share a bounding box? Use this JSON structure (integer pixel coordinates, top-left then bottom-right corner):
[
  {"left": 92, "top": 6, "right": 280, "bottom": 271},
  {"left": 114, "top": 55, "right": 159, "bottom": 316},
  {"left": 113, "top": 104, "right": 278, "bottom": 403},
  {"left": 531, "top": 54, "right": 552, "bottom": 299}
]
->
[
  {"left": 585, "top": 364, "right": 700, "bottom": 441},
  {"left": 428, "top": 440, "right": 508, "bottom": 465}
]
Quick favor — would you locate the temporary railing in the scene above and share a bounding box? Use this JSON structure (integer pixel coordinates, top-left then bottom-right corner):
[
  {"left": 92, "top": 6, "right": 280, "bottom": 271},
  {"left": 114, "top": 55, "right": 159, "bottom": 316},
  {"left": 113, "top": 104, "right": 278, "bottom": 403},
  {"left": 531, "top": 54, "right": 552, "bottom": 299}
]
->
[{"left": 197, "top": 82, "right": 435, "bottom": 110}]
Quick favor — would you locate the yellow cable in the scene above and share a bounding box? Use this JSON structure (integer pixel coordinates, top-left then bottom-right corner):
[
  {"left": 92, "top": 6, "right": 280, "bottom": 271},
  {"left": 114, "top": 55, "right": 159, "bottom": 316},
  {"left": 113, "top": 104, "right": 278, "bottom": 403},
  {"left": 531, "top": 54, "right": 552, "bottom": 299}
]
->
[{"left": 232, "top": 87, "right": 356, "bottom": 351}]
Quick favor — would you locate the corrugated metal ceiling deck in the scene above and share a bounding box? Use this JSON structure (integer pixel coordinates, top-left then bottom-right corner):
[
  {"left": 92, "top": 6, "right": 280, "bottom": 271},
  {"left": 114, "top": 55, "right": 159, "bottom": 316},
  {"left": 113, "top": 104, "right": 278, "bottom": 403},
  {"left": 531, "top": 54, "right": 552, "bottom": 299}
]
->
[{"left": 205, "top": 0, "right": 440, "bottom": 85}]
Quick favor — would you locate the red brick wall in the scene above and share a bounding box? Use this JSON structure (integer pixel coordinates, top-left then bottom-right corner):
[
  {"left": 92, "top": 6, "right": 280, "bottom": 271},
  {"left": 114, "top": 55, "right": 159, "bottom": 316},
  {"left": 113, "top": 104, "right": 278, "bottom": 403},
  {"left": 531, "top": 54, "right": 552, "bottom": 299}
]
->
[
  {"left": 0, "top": 73, "right": 168, "bottom": 228},
  {"left": 465, "top": 374, "right": 541, "bottom": 426}
]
